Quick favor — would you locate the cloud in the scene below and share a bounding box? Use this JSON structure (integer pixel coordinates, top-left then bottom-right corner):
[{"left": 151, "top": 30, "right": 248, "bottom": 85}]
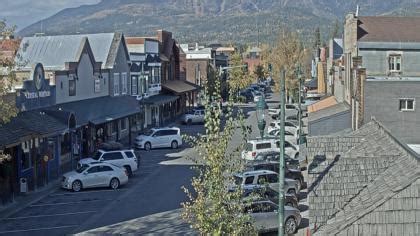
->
[{"left": 1, "top": 0, "right": 100, "bottom": 29}]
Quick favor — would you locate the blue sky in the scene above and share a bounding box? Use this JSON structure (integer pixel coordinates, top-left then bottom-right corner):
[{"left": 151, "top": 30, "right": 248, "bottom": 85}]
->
[{"left": 0, "top": 0, "right": 100, "bottom": 30}]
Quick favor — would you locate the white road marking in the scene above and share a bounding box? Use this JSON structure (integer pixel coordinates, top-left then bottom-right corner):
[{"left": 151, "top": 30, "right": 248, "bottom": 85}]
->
[
  {"left": 4, "top": 211, "right": 97, "bottom": 220},
  {"left": 0, "top": 225, "right": 77, "bottom": 234},
  {"left": 30, "top": 199, "right": 113, "bottom": 207},
  {"left": 50, "top": 189, "right": 125, "bottom": 196}
]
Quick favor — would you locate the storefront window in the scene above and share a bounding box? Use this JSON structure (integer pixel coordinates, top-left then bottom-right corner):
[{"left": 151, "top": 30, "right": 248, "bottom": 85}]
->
[
  {"left": 61, "top": 133, "right": 71, "bottom": 155},
  {"left": 121, "top": 118, "right": 127, "bottom": 130},
  {"left": 21, "top": 151, "right": 31, "bottom": 170}
]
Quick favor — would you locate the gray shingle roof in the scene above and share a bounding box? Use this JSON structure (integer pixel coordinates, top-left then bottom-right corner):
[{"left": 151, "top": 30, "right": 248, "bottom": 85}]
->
[
  {"left": 308, "top": 119, "right": 420, "bottom": 235},
  {"left": 16, "top": 33, "right": 123, "bottom": 71},
  {"left": 0, "top": 110, "right": 68, "bottom": 148}
]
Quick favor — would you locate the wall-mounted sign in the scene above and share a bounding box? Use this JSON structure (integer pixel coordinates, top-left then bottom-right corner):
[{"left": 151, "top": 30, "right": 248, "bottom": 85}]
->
[{"left": 16, "top": 63, "right": 56, "bottom": 111}]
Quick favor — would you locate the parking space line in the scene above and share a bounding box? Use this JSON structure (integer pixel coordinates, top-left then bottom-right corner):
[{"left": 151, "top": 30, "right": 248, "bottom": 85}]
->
[
  {"left": 50, "top": 189, "right": 125, "bottom": 196},
  {"left": 4, "top": 211, "right": 97, "bottom": 220},
  {"left": 0, "top": 225, "right": 77, "bottom": 234},
  {"left": 30, "top": 199, "right": 113, "bottom": 207}
]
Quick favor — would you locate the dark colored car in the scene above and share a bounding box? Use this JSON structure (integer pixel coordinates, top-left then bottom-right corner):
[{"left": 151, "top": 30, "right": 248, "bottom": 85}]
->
[
  {"left": 246, "top": 161, "right": 305, "bottom": 191},
  {"left": 255, "top": 151, "right": 301, "bottom": 170},
  {"left": 242, "top": 186, "right": 298, "bottom": 208},
  {"left": 239, "top": 89, "right": 254, "bottom": 103}
]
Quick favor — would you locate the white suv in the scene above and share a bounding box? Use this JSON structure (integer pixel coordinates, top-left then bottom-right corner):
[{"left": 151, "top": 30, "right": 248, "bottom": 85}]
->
[
  {"left": 242, "top": 139, "right": 299, "bottom": 161},
  {"left": 135, "top": 127, "right": 182, "bottom": 151},
  {"left": 78, "top": 149, "right": 139, "bottom": 177}
]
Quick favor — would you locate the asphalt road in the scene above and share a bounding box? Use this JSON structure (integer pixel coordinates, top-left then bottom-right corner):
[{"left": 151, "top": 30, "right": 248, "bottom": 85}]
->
[{"left": 0, "top": 125, "right": 205, "bottom": 236}]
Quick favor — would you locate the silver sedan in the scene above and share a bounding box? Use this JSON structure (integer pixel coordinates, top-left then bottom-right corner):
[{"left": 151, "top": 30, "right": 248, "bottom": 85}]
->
[{"left": 61, "top": 162, "right": 129, "bottom": 192}]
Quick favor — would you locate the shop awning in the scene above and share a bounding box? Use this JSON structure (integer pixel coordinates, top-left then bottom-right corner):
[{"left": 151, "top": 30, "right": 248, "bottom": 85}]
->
[
  {"left": 49, "top": 96, "right": 142, "bottom": 127},
  {"left": 141, "top": 94, "right": 179, "bottom": 106},
  {"left": 162, "top": 80, "right": 200, "bottom": 95},
  {"left": 0, "top": 111, "right": 68, "bottom": 149}
]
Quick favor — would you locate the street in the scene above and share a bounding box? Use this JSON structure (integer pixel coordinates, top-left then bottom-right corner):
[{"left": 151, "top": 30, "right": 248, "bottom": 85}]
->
[{"left": 0, "top": 94, "right": 309, "bottom": 236}]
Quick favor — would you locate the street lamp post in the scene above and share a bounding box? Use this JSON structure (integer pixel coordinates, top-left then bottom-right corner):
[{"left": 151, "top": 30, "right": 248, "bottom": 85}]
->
[
  {"left": 256, "top": 96, "right": 266, "bottom": 139},
  {"left": 296, "top": 64, "right": 303, "bottom": 145},
  {"left": 278, "top": 69, "right": 286, "bottom": 236}
]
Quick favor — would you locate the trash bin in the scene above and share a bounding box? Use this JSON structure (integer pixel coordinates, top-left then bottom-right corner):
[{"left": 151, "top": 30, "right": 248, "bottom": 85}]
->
[{"left": 20, "top": 178, "right": 28, "bottom": 193}]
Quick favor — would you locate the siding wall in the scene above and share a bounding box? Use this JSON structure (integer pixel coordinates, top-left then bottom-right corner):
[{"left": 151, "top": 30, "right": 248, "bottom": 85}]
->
[
  {"left": 55, "top": 53, "right": 108, "bottom": 104},
  {"left": 109, "top": 42, "right": 130, "bottom": 97},
  {"left": 308, "top": 110, "right": 351, "bottom": 136},
  {"left": 364, "top": 80, "right": 420, "bottom": 144}
]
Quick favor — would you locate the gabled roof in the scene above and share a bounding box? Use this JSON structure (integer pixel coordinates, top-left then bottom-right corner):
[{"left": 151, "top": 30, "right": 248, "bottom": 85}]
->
[
  {"left": 308, "top": 119, "right": 420, "bottom": 235},
  {"left": 358, "top": 16, "right": 420, "bottom": 42},
  {"left": 16, "top": 33, "right": 128, "bottom": 71}
]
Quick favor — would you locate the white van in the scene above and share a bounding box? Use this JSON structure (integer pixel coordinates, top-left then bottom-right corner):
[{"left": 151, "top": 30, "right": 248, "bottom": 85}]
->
[{"left": 241, "top": 139, "right": 299, "bottom": 161}]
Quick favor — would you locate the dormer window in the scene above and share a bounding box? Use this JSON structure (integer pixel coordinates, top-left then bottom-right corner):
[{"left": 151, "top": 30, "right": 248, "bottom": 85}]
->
[{"left": 389, "top": 55, "right": 401, "bottom": 72}]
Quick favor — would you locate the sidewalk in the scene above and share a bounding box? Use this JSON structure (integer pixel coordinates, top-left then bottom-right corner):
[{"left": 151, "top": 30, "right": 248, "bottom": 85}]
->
[{"left": 0, "top": 179, "right": 60, "bottom": 219}]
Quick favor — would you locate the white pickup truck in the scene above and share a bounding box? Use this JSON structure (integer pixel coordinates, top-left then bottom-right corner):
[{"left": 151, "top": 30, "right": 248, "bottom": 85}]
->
[{"left": 182, "top": 109, "right": 205, "bottom": 124}]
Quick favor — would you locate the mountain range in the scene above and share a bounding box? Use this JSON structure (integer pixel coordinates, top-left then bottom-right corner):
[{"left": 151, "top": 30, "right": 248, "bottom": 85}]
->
[{"left": 18, "top": 0, "right": 420, "bottom": 45}]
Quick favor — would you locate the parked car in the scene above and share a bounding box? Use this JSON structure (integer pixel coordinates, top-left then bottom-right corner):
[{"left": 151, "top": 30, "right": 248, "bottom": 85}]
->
[
  {"left": 182, "top": 109, "right": 205, "bottom": 124},
  {"left": 62, "top": 162, "right": 128, "bottom": 192},
  {"left": 135, "top": 127, "right": 182, "bottom": 151},
  {"left": 243, "top": 200, "right": 301, "bottom": 234},
  {"left": 242, "top": 185, "right": 299, "bottom": 208},
  {"left": 78, "top": 149, "right": 138, "bottom": 177},
  {"left": 252, "top": 90, "right": 263, "bottom": 103},
  {"left": 266, "top": 129, "right": 297, "bottom": 143},
  {"left": 254, "top": 151, "right": 304, "bottom": 171},
  {"left": 239, "top": 89, "right": 254, "bottom": 103},
  {"left": 246, "top": 161, "right": 305, "bottom": 191},
  {"left": 268, "top": 104, "right": 298, "bottom": 117},
  {"left": 242, "top": 139, "right": 300, "bottom": 160},
  {"left": 233, "top": 170, "right": 299, "bottom": 195},
  {"left": 267, "top": 121, "right": 300, "bottom": 134}
]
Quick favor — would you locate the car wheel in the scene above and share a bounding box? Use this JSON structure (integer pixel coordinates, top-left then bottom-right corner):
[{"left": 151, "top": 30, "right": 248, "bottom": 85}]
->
[
  {"left": 285, "top": 217, "right": 298, "bottom": 234},
  {"left": 187, "top": 119, "right": 192, "bottom": 125},
  {"left": 144, "top": 142, "right": 151, "bottom": 151},
  {"left": 294, "top": 178, "right": 301, "bottom": 191},
  {"left": 110, "top": 178, "right": 120, "bottom": 190},
  {"left": 72, "top": 180, "right": 82, "bottom": 192},
  {"left": 124, "top": 165, "right": 133, "bottom": 177},
  {"left": 171, "top": 140, "right": 178, "bottom": 149},
  {"left": 294, "top": 153, "right": 299, "bottom": 159}
]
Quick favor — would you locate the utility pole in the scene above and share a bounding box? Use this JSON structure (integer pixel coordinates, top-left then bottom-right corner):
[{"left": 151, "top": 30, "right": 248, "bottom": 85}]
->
[
  {"left": 297, "top": 64, "right": 303, "bottom": 144},
  {"left": 278, "top": 69, "right": 286, "bottom": 236}
]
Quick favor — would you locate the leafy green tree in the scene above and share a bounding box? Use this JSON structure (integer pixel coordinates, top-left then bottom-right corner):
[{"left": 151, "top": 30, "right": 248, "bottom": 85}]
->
[
  {"left": 228, "top": 52, "right": 253, "bottom": 99},
  {"left": 0, "top": 20, "right": 18, "bottom": 162},
  {"left": 267, "top": 29, "right": 308, "bottom": 98},
  {"left": 181, "top": 77, "right": 255, "bottom": 235}
]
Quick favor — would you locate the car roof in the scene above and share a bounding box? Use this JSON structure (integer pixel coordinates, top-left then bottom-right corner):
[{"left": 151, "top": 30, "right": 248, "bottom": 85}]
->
[{"left": 242, "top": 170, "right": 277, "bottom": 176}]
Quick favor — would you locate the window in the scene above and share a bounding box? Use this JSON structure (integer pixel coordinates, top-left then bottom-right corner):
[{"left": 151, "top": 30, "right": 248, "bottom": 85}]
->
[
  {"left": 61, "top": 133, "right": 71, "bottom": 155},
  {"left": 99, "top": 165, "right": 113, "bottom": 172},
  {"left": 153, "top": 131, "right": 163, "bottom": 137},
  {"left": 244, "top": 176, "right": 254, "bottom": 184},
  {"left": 21, "top": 151, "right": 31, "bottom": 170},
  {"left": 256, "top": 143, "right": 271, "bottom": 150},
  {"left": 102, "top": 152, "right": 124, "bottom": 161},
  {"left": 153, "top": 67, "right": 160, "bottom": 84},
  {"left": 257, "top": 175, "right": 268, "bottom": 184},
  {"left": 267, "top": 174, "right": 278, "bottom": 183},
  {"left": 125, "top": 151, "right": 135, "bottom": 158},
  {"left": 87, "top": 166, "right": 100, "bottom": 174},
  {"left": 399, "top": 98, "right": 415, "bottom": 111},
  {"left": 131, "top": 75, "right": 138, "bottom": 95},
  {"left": 389, "top": 55, "right": 402, "bottom": 72},
  {"left": 69, "top": 79, "right": 76, "bottom": 96},
  {"left": 121, "top": 118, "right": 127, "bottom": 131},
  {"left": 121, "top": 73, "right": 127, "bottom": 94},
  {"left": 113, "top": 73, "right": 120, "bottom": 95},
  {"left": 94, "top": 78, "right": 101, "bottom": 93}
]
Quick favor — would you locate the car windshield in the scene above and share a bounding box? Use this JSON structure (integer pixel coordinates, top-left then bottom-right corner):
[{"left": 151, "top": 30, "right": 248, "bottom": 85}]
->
[
  {"left": 234, "top": 176, "right": 243, "bottom": 185},
  {"left": 245, "top": 143, "right": 253, "bottom": 151},
  {"left": 76, "top": 164, "right": 89, "bottom": 173},
  {"left": 143, "top": 129, "right": 154, "bottom": 136},
  {"left": 92, "top": 151, "right": 102, "bottom": 160}
]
